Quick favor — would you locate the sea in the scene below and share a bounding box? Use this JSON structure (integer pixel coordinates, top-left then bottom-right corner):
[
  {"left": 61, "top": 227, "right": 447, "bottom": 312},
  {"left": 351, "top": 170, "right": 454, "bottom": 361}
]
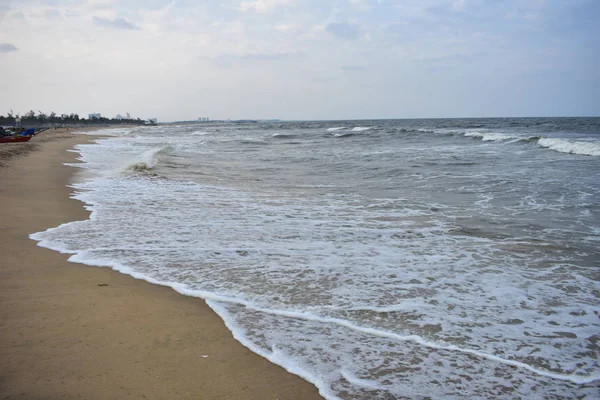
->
[{"left": 31, "top": 118, "right": 600, "bottom": 399}]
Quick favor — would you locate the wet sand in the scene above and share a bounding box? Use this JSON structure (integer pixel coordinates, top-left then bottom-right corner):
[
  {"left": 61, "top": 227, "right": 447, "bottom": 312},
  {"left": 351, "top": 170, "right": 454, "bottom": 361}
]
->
[{"left": 0, "top": 129, "right": 323, "bottom": 400}]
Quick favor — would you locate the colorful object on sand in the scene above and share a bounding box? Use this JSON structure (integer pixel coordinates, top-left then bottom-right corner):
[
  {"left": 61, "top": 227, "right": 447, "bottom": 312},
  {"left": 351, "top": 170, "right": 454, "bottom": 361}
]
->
[
  {"left": 0, "top": 127, "right": 36, "bottom": 143},
  {"left": 0, "top": 135, "right": 33, "bottom": 143}
]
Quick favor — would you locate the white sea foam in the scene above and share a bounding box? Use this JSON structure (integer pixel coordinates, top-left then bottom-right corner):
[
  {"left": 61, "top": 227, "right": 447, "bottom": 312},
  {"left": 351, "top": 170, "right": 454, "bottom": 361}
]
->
[
  {"left": 120, "top": 146, "right": 166, "bottom": 172},
  {"left": 432, "top": 128, "right": 463, "bottom": 135},
  {"left": 74, "top": 127, "right": 132, "bottom": 136},
  {"left": 328, "top": 126, "right": 372, "bottom": 137},
  {"left": 29, "top": 123, "right": 600, "bottom": 399},
  {"left": 538, "top": 137, "right": 600, "bottom": 156},
  {"left": 462, "top": 129, "right": 600, "bottom": 156},
  {"left": 463, "top": 130, "right": 518, "bottom": 141}
]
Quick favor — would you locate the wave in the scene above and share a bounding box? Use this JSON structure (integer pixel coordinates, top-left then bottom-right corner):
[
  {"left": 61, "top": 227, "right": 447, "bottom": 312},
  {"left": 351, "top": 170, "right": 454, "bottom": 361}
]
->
[
  {"left": 27, "top": 221, "right": 600, "bottom": 389},
  {"left": 537, "top": 138, "right": 600, "bottom": 156},
  {"left": 29, "top": 120, "right": 600, "bottom": 399},
  {"left": 464, "top": 131, "right": 518, "bottom": 142},
  {"left": 272, "top": 133, "right": 298, "bottom": 139},
  {"left": 519, "top": 135, "right": 542, "bottom": 143},
  {"left": 240, "top": 138, "right": 269, "bottom": 145},
  {"left": 191, "top": 130, "right": 210, "bottom": 136},
  {"left": 397, "top": 128, "right": 435, "bottom": 134},
  {"left": 120, "top": 147, "right": 167, "bottom": 175},
  {"left": 331, "top": 132, "right": 359, "bottom": 138},
  {"left": 460, "top": 131, "right": 600, "bottom": 156},
  {"left": 432, "top": 128, "right": 464, "bottom": 136},
  {"left": 328, "top": 127, "right": 373, "bottom": 138},
  {"left": 75, "top": 127, "right": 132, "bottom": 137},
  {"left": 326, "top": 127, "right": 346, "bottom": 132},
  {"left": 28, "top": 210, "right": 600, "bottom": 391},
  {"left": 433, "top": 128, "right": 538, "bottom": 143},
  {"left": 448, "top": 226, "right": 510, "bottom": 240}
]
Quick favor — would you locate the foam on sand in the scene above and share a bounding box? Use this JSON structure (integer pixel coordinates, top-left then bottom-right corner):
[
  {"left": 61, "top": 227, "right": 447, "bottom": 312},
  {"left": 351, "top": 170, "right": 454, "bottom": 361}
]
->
[{"left": 28, "top": 122, "right": 600, "bottom": 399}]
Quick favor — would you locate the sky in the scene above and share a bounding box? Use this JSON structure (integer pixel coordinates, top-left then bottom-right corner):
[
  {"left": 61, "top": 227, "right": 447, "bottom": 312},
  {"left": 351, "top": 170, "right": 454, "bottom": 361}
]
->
[{"left": 0, "top": 0, "right": 598, "bottom": 121}]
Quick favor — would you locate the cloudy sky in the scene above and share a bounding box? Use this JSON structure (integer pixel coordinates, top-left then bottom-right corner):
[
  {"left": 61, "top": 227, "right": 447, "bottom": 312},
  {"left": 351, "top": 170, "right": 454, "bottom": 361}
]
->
[{"left": 0, "top": 0, "right": 598, "bottom": 121}]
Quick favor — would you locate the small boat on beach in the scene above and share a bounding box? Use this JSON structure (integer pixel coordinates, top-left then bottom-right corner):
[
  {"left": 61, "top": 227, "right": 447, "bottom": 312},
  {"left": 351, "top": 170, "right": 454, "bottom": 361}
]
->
[
  {"left": 0, "top": 127, "right": 37, "bottom": 143},
  {"left": 0, "top": 135, "right": 33, "bottom": 143}
]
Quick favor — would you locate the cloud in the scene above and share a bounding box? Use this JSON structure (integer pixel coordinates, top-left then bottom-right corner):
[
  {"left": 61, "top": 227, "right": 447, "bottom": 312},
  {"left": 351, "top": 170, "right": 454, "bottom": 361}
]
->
[
  {"left": 275, "top": 23, "right": 300, "bottom": 32},
  {"left": 44, "top": 9, "right": 63, "bottom": 19},
  {"left": 93, "top": 16, "right": 140, "bottom": 30},
  {"left": 0, "top": 43, "right": 18, "bottom": 53},
  {"left": 0, "top": 0, "right": 598, "bottom": 120},
  {"left": 210, "top": 52, "right": 290, "bottom": 68},
  {"left": 341, "top": 65, "right": 366, "bottom": 71},
  {"left": 452, "top": 0, "right": 467, "bottom": 11},
  {"left": 86, "top": 0, "right": 115, "bottom": 9},
  {"left": 349, "top": 0, "right": 377, "bottom": 11},
  {"left": 9, "top": 10, "right": 26, "bottom": 22},
  {"left": 325, "top": 22, "right": 360, "bottom": 40},
  {"left": 241, "top": 52, "right": 289, "bottom": 60},
  {"left": 238, "top": 0, "right": 291, "bottom": 14}
]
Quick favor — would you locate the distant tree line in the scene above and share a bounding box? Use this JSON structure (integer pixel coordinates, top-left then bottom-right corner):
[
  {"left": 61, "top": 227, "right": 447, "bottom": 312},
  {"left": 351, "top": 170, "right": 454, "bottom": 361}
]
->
[{"left": 0, "top": 110, "right": 147, "bottom": 127}]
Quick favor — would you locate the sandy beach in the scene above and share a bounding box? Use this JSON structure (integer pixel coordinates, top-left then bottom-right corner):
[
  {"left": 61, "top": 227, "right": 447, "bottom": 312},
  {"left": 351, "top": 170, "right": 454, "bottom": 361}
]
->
[{"left": 0, "top": 129, "right": 323, "bottom": 400}]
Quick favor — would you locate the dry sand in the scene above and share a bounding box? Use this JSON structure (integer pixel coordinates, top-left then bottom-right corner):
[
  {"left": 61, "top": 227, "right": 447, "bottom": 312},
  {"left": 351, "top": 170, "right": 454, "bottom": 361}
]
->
[{"left": 0, "top": 129, "right": 323, "bottom": 400}]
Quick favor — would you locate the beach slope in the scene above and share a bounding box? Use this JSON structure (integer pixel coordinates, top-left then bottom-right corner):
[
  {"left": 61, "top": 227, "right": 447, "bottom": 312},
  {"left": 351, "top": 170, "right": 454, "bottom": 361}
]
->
[{"left": 0, "top": 131, "right": 323, "bottom": 400}]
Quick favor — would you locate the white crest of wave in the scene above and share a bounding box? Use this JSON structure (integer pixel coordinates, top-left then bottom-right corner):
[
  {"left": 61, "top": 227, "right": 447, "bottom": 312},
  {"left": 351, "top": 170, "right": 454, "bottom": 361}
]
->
[
  {"left": 75, "top": 127, "right": 133, "bottom": 137},
  {"left": 537, "top": 138, "right": 600, "bottom": 156},
  {"left": 351, "top": 127, "right": 372, "bottom": 132},
  {"left": 120, "top": 147, "right": 167, "bottom": 173},
  {"left": 191, "top": 131, "right": 209, "bottom": 136},
  {"left": 464, "top": 131, "right": 515, "bottom": 141},
  {"left": 327, "top": 127, "right": 346, "bottom": 132}
]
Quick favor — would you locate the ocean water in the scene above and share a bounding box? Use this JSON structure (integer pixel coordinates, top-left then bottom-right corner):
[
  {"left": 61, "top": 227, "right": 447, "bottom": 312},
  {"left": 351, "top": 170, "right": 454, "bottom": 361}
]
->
[{"left": 31, "top": 118, "right": 600, "bottom": 399}]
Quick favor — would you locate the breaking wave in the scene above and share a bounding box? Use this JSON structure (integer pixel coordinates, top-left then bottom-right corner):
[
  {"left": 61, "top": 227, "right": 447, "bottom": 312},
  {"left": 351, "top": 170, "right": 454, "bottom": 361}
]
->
[
  {"left": 537, "top": 138, "right": 600, "bottom": 156},
  {"left": 121, "top": 147, "right": 168, "bottom": 174},
  {"left": 328, "top": 127, "right": 373, "bottom": 138},
  {"left": 461, "top": 130, "right": 600, "bottom": 156},
  {"left": 31, "top": 118, "right": 600, "bottom": 399},
  {"left": 464, "top": 131, "right": 518, "bottom": 142},
  {"left": 331, "top": 132, "right": 359, "bottom": 138}
]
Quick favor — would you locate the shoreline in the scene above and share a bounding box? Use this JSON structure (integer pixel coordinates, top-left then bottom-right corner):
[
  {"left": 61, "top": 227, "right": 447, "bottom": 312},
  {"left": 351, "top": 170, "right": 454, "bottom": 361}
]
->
[{"left": 0, "top": 129, "right": 323, "bottom": 399}]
